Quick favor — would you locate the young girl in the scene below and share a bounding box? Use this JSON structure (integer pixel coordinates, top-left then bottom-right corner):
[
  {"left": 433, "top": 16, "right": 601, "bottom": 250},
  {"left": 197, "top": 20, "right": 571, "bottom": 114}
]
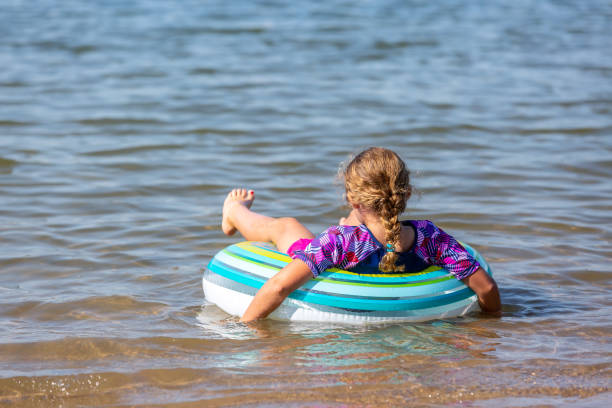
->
[{"left": 221, "top": 147, "right": 501, "bottom": 322}]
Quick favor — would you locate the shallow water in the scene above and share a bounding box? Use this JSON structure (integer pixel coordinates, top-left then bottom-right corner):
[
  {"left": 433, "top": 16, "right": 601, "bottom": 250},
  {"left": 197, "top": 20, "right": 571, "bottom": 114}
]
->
[{"left": 1, "top": 0, "right": 611, "bottom": 406}]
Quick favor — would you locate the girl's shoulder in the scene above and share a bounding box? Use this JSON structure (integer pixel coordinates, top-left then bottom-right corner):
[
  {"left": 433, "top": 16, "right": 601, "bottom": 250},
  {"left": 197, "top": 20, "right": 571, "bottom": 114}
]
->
[
  {"left": 402, "top": 220, "right": 450, "bottom": 247},
  {"left": 322, "top": 224, "right": 376, "bottom": 242},
  {"left": 403, "top": 219, "right": 435, "bottom": 227},
  {"left": 402, "top": 219, "right": 439, "bottom": 235}
]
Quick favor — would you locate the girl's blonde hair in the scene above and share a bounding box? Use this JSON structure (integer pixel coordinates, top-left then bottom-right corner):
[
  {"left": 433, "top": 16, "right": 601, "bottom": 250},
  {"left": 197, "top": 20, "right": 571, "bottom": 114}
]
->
[{"left": 342, "top": 147, "right": 412, "bottom": 273}]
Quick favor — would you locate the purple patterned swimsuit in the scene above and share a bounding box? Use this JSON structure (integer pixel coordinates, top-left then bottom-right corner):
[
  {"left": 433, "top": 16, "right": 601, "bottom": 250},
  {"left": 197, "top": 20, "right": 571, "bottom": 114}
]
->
[{"left": 290, "top": 220, "right": 480, "bottom": 280}]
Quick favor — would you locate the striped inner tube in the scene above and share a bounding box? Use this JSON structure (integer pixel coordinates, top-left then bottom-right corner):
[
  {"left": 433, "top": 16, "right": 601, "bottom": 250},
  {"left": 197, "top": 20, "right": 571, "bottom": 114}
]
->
[{"left": 205, "top": 241, "right": 490, "bottom": 313}]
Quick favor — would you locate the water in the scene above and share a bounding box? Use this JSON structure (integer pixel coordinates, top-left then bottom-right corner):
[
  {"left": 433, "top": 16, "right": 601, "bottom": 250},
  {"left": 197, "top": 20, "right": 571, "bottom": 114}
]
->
[{"left": 1, "top": 0, "right": 611, "bottom": 406}]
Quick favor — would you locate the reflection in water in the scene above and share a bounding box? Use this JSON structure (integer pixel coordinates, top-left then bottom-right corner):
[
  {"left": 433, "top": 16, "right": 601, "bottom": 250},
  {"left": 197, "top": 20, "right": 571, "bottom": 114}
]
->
[
  {"left": 291, "top": 322, "right": 495, "bottom": 373},
  {"left": 197, "top": 305, "right": 499, "bottom": 374}
]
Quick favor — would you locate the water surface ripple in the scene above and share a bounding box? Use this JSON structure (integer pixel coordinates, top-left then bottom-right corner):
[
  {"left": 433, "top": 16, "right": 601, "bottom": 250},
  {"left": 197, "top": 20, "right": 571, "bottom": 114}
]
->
[{"left": 1, "top": 0, "right": 611, "bottom": 406}]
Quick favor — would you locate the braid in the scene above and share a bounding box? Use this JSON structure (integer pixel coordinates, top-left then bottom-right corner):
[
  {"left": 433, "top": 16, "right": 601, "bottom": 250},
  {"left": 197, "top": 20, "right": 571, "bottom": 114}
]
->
[
  {"left": 342, "top": 147, "right": 412, "bottom": 273},
  {"left": 379, "top": 192, "right": 406, "bottom": 273}
]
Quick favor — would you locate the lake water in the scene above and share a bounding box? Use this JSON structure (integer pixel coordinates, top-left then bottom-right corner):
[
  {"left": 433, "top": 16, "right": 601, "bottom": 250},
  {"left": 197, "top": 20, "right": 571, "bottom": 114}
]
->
[{"left": 1, "top": 0, "right": 611, "bottom": 406}]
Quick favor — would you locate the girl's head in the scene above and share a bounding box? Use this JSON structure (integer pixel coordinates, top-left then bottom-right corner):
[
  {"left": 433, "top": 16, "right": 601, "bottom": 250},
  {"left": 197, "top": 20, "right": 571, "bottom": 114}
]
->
[{"left": 342, "top": 147, "right": 412, "bottom": 273}]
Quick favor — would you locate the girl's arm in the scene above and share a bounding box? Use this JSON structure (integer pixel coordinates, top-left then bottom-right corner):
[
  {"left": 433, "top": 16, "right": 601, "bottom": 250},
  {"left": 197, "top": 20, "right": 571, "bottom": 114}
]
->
[
  {"left": 461, "top": 267, "right": 501, "bottom": 316},
  {"left": 240, "top": 259, "right": 313, "bottom": 322}
]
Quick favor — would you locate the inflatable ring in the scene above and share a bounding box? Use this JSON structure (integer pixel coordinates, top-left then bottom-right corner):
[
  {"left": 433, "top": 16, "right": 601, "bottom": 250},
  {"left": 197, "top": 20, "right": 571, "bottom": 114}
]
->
[{"left": 203, "top": 241, "right": 491, "bottom": 323}]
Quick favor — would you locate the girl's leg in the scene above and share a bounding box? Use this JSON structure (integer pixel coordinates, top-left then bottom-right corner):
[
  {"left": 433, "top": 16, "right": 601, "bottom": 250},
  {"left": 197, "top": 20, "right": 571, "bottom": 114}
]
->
[{"left": 221, "top": 189, "right": 315, "bottom": 253}]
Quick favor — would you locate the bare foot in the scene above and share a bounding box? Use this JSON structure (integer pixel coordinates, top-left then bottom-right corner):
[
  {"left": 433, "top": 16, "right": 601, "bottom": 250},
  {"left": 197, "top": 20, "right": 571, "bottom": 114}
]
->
[{"left": 222, "top": 188, "right": 255, "bottom": 235}]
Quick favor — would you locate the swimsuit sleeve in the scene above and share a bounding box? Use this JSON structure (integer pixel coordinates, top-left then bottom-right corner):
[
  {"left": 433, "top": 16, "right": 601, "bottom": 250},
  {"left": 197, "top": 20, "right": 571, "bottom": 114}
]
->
[
  {"left": 292, "top": 225, "right": 379, "bottom": 277},
  {"left": 414, "top": 220, "right": 481, "bottom": 280}
]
